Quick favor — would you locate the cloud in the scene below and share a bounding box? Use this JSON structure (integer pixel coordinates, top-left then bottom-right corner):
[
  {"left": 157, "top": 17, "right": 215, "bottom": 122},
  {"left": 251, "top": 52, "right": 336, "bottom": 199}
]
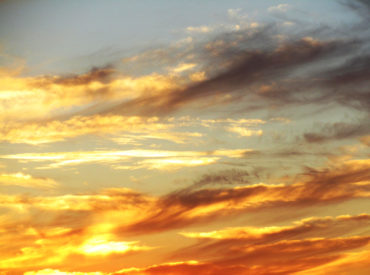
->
[
  {"left": 1, "top": 2, "right": 369, "bottom": 274},
  {"left": 161, "top": 37, "right": 359, "bottom": 112},
  {"left": 200, "top": 118, "right": 266, "bottom": 127},
  {"left": 78, "top": 238, "right": 151, "bottom": 256},
  {"left": 0, "top": 158, "right": 369, "bottom": 273},
  {"left": 173, "top": 214, "right": 370, "bottom": 275},
  {"left": 3, "top": 4, "right": 369, "bottom": 121},
  {"left": 0, "top": 115, "right": 172, "bottom": 144},
  {"left": 118, "top": 159, "right": 370, "bottom": 234},
  {"left": 190, "top": 169, "right": 251, "bottom": 189},
  {"left": 44, "top": 66, "right": 115, "bottom": 86},
  {"left": 1, "top": 2, "right": 368, "bottom": 123},
  {"left": 129, "top": 157, "right": 218, "bottom": 170},
  {"left": 0, "top": 187, "right": 152, "bottom": 211},
  {"left": 0, "top": 234, "right": 151, "bottom": 271},
  {"left": 227, "top": 8, "right": 244, "bottom": 19},
  {"left": 112, "top": 260, "right": 243, "bottom": 275},
  {"left": 25, "top": 270, "right": 104, "bottom": 275},
  {"left": 186, "top": 26, "right": 212, "bottom": 33},
  {"left": 180, "top": 214, "right": 370, "bottom": 249},
  {"left": 0, "top": 113, "right": 267, "bottom": 145},
  {"left": 227, "top": 126, "right": 263, "bottom": 137},
  {"left": 189, "top": 71, "right": 206, "bottom": 82},
  {"left": 0, "top": 188, "right": 154, "bottom": 272},
  {"left": 0, "top": 148, "right": 252, "bottom": 169},
  {"left": 170, "top": 63, "right": 197, "bottom": 74},
  {"left": 295, "top": 248, "right": 370, "bottom": 275},
  {"left": 360, "top": 135, "right": 370, "bottom": 146},
  {"left": 23, "top": 246, "right": 370, "bottom": 275},
  {"left": 0, "top": 114, "right": 215, "bottom": 145},
  {"left": 18, "top": 244, "right": 370, "bottom": 275},
  {"left": 0, "top": 68, "right": 180, "bottom": 122},
  {"left": 0, "top": 172, "right": 58, "bottom": 188},
  {"left": 95, "top": 3, "right": 369, "bottom": 118},
  {"left": 303, "top": 119, "right": 370, "bottom": 143},
  {"left": 1, "top": 159, "right": 368, "bottom": 233},
  {"left": 268, "top": 4, "right": 290, "bottom": 13},
  {"left": 108, "top": 33, "right": 364, "bottom": 116}
]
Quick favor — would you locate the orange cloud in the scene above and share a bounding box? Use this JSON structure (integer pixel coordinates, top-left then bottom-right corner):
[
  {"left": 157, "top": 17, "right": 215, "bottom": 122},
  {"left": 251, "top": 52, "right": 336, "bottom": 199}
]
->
[
  {"left": 0, "top": 188, "right": 154, "bottom": 273},
  {"left": 120, "top": 159, "right": 370, "bottom": 234},
  {"left": 0, "top": 159, "right": 368, "bottom": 273},
  {"left": 182, "top": 214, "right": 370, "bottom": 240},
  {"left": 178, "top": 214, "right": 370, "bottom": 263},
  {"left": 0, "top": 172, "right": 367, "bottom": 273},
  {"left": 295, "top": 248, "right": 370, "bottom": 275},
  {"left": 25, "top": 270, "right": 104, "bottom": 275},
  {"left": 29, "top": 239, "right": 369, "bottom": 275}
]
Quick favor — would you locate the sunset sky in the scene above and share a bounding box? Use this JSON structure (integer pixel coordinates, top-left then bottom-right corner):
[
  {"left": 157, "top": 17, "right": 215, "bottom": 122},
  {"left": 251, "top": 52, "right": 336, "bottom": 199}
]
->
[{"left": 0, "top": 0, "right": 370, "bottom": 274}]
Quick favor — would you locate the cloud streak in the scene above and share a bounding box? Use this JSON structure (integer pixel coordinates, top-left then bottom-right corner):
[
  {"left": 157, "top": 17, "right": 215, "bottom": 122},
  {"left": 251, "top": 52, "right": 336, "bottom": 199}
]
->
[
  {"left": 119, "top": 159, "right": 370, "bottom": 234},
  {"left": 0, "top": 148, "right": 251, "bottom": 169}
]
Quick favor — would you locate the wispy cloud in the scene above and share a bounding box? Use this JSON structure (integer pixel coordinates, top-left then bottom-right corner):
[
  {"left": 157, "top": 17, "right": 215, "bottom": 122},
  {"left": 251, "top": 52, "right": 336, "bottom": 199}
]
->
[
  {"left": 0, "top": 148, "right": 252, "bottom": 169},
  {"left": 0, "top": 172, "right": 58, "bottom": 188},
  {"left": 118, "top": 159, "right": 370, "bottom": 234}
]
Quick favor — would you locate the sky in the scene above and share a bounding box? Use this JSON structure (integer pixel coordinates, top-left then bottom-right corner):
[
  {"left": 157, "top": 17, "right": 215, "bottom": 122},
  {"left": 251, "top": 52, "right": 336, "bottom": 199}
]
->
[{"left": 0, "top": 0, "right": 369, "bottom": 274}]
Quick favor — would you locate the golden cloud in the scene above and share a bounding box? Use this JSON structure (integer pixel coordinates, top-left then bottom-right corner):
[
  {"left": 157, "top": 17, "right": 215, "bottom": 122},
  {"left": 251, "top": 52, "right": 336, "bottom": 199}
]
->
[
  {"left": 227, "top": 126, "right": 263, "bottom": 137},
  {"left": 0, "top": 69, "right": 180, "bottom": 122},
  {"left": 179, "top": 214, "right": 370, "bottom": 253},
  {"left": 0, "top": 115, "right": 171, "bottom": 144},
  {"left": 0, "top": 172, "right": 58, "bottom": 188},
  {"left": 1, "top": 149, "right": 252, "bottom": 169}
]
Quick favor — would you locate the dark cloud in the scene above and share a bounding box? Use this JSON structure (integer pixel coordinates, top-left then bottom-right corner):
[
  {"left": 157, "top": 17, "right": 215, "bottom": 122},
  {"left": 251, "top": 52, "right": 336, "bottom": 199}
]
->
[
  {"left": 102, "top": 26, "right": 367, "bottom": 118},
  {"left": 303, "top": 119, "right": 370, "bottom": 143},
  {"left": 111, "top": 1, "right": 368, "bottom": 116},
  {"left": 33, "top": 65, "right": 115, "bottom": 88},
  {"left": 187, "top": 169, "right": 251, "bottom": 190},
  {"left": 55, "top": 66, "right": 114, "bottom": 86},
  {"left": 108, "top": 35, "right": 361, "bottom": 115}
]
